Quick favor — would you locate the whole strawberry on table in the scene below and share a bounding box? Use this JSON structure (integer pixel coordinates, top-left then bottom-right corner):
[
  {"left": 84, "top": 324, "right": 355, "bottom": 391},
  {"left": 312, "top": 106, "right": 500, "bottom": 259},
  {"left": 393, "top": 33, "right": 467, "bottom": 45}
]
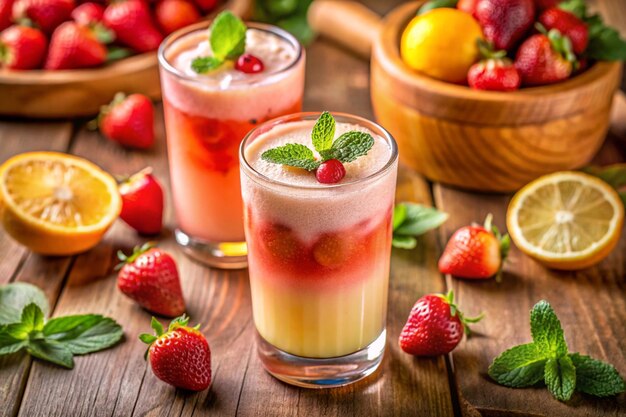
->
[
  {"left": 0, "top": 0, "right": 221, "bottom": 71},
  {"left": 409, "top": 0, "right": 626, "bottom": 91}
]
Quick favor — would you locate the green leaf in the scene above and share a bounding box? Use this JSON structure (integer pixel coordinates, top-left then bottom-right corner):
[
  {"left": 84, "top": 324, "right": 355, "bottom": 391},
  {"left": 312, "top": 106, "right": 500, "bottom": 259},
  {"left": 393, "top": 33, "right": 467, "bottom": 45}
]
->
[
  {"left": 151, "top": 317, "right": 164, "bottom": 336},
  {"left": 311, "top": 111, "right": 335, "bottom": 152},
  {"left": 418, "top": 0, "right": 458, "bottom": 15},
  {"left": 392, "top": 203, "right": 408, "bottom": 231},
  {"left": 0, "top": 283, "right": 49, "bottom": 325},
  {"left": 545, "top": 355, "right": 576, "bottom": 401},
  {"left": 4, "top": 322, "right": 31, "bottom": 340},
  {"left": 106, "top": 46, "right": 133, "bottom": 62},
  {"left": 276, "top": 14, "right": 315, "bottom": 45},
  {"left": 583, "top": 164, "right": 626, "bottom": 189},
  {"left": 392, "top": 235, "right": 417, "bottom": 249},
  {"left": 44, "top": 315, "right": 123, "bottom": 355},
  {"left": 558, "top": 0, "right": 586, "bottom": 18},
  {"left": 569, "top": 353, "right": 626, "bottom": 397},
  {"left": 319, "top": 131, "right": 374, "bottom": 163},
  {"left": 261, "top": 143, "right": 320, "bottom": 171},
  {"left": 0, "top": 330, "right": 27, "bottom": 355},
  {"left": 21, "top": 303, "right": 45, "bottom": 332},
  {"left": 191, "top": 56, "right": 223, "bottom": 74},
  {"left": 210, "top": 11, "right": 247, "bottom": 61},
  {"left": 488, "top": 343, "right": 550, "bottom": 387},
  {"left": 139, "top": 333, "right": 157, "bottom": 344},
  {"left": 530, "top": 300, "right": 568, "bottom": 357},
  {"left": 584, "top": 14, "right": 626, "bottom": 61},
  {"left": 27, "top": 339, "right": 74, "bottom": 369},
  {"left": 395, "top": 204, "right": 448, "bottom": 236}
]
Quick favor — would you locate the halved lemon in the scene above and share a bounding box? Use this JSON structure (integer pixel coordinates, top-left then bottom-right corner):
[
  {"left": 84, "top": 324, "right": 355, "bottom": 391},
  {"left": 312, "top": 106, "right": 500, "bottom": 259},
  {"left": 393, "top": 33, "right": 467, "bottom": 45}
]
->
[
  {"left": 507, "top": 171, "right": 624, "bottom": 270},
  {"left": 0, "top": 152, "right": 121, "bottom": 255}
]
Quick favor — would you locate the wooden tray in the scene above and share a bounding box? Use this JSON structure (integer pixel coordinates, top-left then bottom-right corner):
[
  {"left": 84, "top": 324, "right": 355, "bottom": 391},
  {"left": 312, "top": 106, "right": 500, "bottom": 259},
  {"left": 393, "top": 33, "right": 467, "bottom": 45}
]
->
[{"left": 0, "top": 0, "right": 250, "bottom": 119}]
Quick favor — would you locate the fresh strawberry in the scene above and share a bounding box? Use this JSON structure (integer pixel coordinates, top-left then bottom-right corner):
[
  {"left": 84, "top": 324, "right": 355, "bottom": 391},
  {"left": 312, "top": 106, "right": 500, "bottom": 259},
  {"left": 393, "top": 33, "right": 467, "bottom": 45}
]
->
[
  {"left": 154, "top": 0, "right": 200, "bottom": 35},
  {"left": 467, "top": 39, "right": 521, "bottom": 91},
  {"left": 515, "top": 27, "right": 576, "bottom": 86},
  {"left": 12, "top": 0, "right": 74, "bottom": 34},
  {"left": 103, "top": 0, "right": 163, "bottom": 53},
  {"left": 191, "top": 0, "right": 216, "bottom": 13},
  {"left": 119, "top": 168, "right": 164, "bottom": 235},
  {"left": 0, "top": 25, "right": 46, "bottom": 69},
  {"left": 457, "top": 0, "right": 479, "bottom": 18},
  {"left": 140, "top": 315, "right": 211, "bottom": 391},
  {"left": 117, "top": 243, "right": 185, "bottom": 317},
  {"left": 538, "top": 8, "right": 588, "bottom": 54},
  {"left": 475, "top": 0, "right": 535, "bottom": 51},
  {"left": 315, "top": 159, "right": 346, "bottom": 184},
  {"left": 97, "top": 92, "right": 155, "bottom": 149},
  {"left": 438, "top": 214, "right": 510, "bottom": 279},
  {"left": 534, "top": 0, "right": 559, "bottom": 10},
  {"left": 71, "top": 1, "right": 103, "bottom": 26},
  {"left": 44, "top": 21, "right": 108, "bottom": 69},
  {"left": 399, "top": 291, "right": 482, "bottom": 356},
  {"left": 0, "top": 0, "right": 15, "bottom": 31}
]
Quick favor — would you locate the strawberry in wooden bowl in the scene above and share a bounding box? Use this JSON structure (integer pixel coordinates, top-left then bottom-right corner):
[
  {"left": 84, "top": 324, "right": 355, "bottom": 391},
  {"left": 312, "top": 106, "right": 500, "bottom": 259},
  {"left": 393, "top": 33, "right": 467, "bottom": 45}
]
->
[{"left": 0, "top": 0, "right": 250, "bottom": 117}]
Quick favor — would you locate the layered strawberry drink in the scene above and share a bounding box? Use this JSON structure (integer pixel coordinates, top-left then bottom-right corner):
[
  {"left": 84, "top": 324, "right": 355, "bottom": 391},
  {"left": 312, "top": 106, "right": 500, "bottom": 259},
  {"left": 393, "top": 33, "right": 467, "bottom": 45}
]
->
[
  {"left": 240, "top": 113, "right": 398, "bottom": 364},
  {"left": 158, "top": 12, "right": 304, "bottom": 267}
]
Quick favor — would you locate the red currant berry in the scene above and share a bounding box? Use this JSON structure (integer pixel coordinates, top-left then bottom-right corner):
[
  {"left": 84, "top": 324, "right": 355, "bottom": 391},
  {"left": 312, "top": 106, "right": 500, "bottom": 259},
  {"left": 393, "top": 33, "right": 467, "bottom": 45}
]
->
[
  {"left": 315, "top": 159, "right": 346, "bottom": 184},
  {"left": 235, "top": 53, "right": 264, "bottom": 74}
]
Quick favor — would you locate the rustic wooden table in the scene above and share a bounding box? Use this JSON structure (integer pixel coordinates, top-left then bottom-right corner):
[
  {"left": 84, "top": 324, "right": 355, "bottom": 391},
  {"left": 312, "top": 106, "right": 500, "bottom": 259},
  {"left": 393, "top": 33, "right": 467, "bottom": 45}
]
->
[{"left": 1, "top": 1, "right": 625, "bottom": 416}]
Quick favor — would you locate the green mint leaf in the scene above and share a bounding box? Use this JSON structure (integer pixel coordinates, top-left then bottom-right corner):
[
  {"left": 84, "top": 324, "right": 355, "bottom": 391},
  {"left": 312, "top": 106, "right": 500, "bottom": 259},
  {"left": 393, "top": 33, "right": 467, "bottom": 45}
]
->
[
  {"left": 21, "top": 303, "right": 45, "bottom": 333},
  {"left": 583, "top": 164, "right": 626, "bottom": 190},
  {"left": 4, "top": 322, "right": 31, "bottom": 340},
  {"left": 530, "top": 300, "right": 568, "bottom": 357},
  {"left": 0, "top": 283, "right": 49, "bottom": 325},
  {"left": 319, "top": 131, "right": 374, "bottom": 163},
  {"left": 44, "top": 315, "right": 123, "bottom": 355},
  {"left": 569, "top": 353, "right": 626, "bottom": 397},
  {"left": 151, "top": 317, "right": 165, "bottom": 336},
  {"left": 261, "top": 143, "right": 321, "bottom": 171},
  {"left": 0, "top": 329, "right": 28, "bottom": 355},
  {"left": 418, "top": 0, "right": 458, "bottom": 15},
  {"left": 488, "top": 343, "right": 550, "bottom": 387},
  {"left": 545, "top": 355, "right": 576, "bottom": 401},
  {"left": 392, "top": 203, "right": 408, "bottom": 231},
  {"left": 584, "top": 14, "right": 626, "bottom": 61},
  {"left": 27, "top": 339, "right": 74, "bottom": 369},
  {"left": 392, "top": 235, "right": 417, "bottom": 249},
  {"left": 394, "top": 204, "right": 448, "bottom": 237},
  {"left": 210, "top": 11, "right": 247, "bottom": 61},
  {"left": 311, "top": 111, "right": 335, "bottom": 152},
  {"left": 191, "top": 56, "right": 223, "bottom": 74}
]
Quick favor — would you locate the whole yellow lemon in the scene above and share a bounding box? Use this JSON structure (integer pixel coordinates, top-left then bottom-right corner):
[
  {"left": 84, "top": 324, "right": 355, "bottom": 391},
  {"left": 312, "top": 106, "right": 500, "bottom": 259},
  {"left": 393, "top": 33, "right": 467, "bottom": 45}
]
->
[{"left": 401, "top": 8, "right": 484, "bottom": 83}]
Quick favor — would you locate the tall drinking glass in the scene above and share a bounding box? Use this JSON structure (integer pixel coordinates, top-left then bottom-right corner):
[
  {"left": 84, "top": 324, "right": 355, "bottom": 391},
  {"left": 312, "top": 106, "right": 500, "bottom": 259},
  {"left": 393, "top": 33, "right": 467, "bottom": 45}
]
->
[
  {"left": 158, "top": 21, "right": 305, "bottom": 268},
  {"left": 240, "top": 112, "right": 398, "bottom": 388}
]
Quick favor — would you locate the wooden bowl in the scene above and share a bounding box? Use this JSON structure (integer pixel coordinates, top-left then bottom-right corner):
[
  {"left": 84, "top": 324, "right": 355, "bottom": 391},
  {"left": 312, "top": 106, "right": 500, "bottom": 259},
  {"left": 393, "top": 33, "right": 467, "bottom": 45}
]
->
[
  {"left": 0, "top": 0, "right": 250, "bottom": 119},
  {"left": 370, "top": 2, "right": 623, "bottom": 192}
]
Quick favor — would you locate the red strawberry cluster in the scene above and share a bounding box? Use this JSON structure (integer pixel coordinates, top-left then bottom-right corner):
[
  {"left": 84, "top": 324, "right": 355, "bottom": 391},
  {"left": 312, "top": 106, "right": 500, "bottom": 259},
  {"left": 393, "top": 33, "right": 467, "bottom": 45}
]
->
[
  {"left": 0, "top": 0, "right": 220, "bottom": 70},
  {"left": 458, "top": 0, "right": 589, "bottom": 90}
]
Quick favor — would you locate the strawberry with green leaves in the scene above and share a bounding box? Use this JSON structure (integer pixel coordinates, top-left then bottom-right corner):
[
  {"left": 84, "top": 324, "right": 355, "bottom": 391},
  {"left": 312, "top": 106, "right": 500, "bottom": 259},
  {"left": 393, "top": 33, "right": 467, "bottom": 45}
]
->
[
  {"left": 0, "top": 25, "right": 47, "bottom": 69},
  {"left": 439, "top": 214, "right": 510, "bottom": 280},
  {"left": 261, "top": 111, "right": 375, "bottom": 184},
  {"left": 539, "top": 7, "right": 589, "bottom": 55},
  {"left": 96, "top": 92, "right": 155, "bottom": 149},
  {"left": 489, "top": 300, "right": 625, "bottom": 401},
  {"left": 468, "top": 39, "right": 521, "bottom": 92},
  {"left": 399, "top": 290, "right": 483, "bottom": 356},
  {"left": 140, "top": 315, "right": 212, "bottom": 391},
  {"left": 44, "top": 21, "right": 110, "bottom": 69}
]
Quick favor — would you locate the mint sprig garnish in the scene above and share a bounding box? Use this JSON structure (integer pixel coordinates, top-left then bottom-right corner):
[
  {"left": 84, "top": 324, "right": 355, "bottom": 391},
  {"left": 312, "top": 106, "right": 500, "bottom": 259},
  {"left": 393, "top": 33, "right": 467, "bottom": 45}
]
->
[
  {"left": 260, "top": 111, "right": 375, "bottom": 173},
  {"left": 489, "top": 300, "right": 625, "bottom": 402},
  {"left": 0, "top": 283, "right": 123, "bottom": 369},
  {"left": 192, "top": 11, "right": 247, "bottom": 74},
  {"left": 392, "top": 203, "right": 448, "bottom": 249}
]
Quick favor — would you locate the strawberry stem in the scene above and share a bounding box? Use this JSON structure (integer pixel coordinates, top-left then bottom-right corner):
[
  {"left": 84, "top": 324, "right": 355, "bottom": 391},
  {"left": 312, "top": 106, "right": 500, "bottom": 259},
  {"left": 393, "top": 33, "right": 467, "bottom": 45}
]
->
[
  {"left": 116, "top": 242, "right": 156, "bottom": 269},
  {"left": 440, "top": 290, "right": 484, "bottom": 336}
]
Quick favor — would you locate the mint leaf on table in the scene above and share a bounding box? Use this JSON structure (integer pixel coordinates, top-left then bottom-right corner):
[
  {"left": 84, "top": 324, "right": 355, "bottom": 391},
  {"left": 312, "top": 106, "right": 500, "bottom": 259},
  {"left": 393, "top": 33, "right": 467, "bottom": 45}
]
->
[
  {"left": 311, "top": 111, "right": 335, "bottom": 152},
  {"left": 489, "top": 300, "right": 626, "bottom": 402},
  {"left": 0, "top": 282, "right": 49, "bottom": 324},
  {"left": 530, "top": 300, "right": 568, "bottom": 357},
  {"left": 488, "top": 343, "right": 550, "bottom": 387},
  {"left": 192, "top": 11, "right": 247, "bottom": 74},
  {"left": 261, "top": 143, "right": 321, "bottom": 171},
  {"left": 0, "top": 283, "right": 123, "bottom": 369},
  {"left": 570, "top": 353, "right": 626, "bottom": 397},
  {"left": 392, "top": 203, "right": 448, "bottom": 249},
  {"left": 545, "top": 355, "right": 577, "bottom": 401}
]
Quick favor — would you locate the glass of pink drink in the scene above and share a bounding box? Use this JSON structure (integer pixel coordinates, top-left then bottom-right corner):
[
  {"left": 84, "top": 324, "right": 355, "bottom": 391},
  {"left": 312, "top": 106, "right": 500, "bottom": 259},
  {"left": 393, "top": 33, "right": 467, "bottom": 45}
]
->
[
  {"left": 158, "top": 21, "right": 305, "bottom": 268},
  {"left": 240, "top": 113, "right": 398, "bottom": 388}
]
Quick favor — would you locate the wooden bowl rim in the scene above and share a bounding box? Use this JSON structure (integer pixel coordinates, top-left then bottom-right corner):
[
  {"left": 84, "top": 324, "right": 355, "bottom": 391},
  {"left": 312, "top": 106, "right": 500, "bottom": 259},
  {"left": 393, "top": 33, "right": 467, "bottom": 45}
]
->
[{"left": 376, "top": 1, "right": 622, "bottom": 104}]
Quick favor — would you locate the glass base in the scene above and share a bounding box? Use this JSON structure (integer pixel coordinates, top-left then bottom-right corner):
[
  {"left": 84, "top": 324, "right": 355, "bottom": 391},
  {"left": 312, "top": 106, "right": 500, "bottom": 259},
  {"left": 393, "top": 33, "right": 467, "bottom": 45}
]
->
[
  {"left": 257, "top": 330, "right": 386, "bottom": 389},
  {"left": 175, "top": 229, "right": 248, "bottom": 269}
]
